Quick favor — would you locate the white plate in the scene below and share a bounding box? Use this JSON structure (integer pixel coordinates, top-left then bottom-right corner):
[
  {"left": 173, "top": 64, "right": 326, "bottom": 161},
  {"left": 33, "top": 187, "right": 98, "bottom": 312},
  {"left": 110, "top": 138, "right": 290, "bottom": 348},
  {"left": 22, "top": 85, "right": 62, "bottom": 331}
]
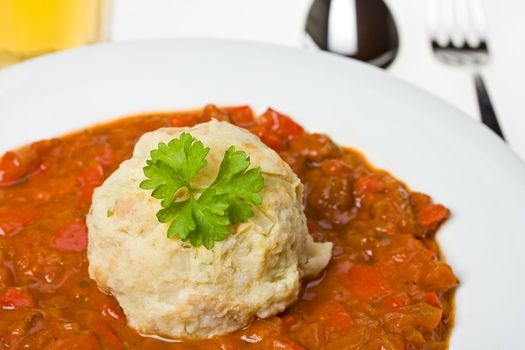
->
[{"left": 0, "top": 39, "right": 524, "bottom": 349}]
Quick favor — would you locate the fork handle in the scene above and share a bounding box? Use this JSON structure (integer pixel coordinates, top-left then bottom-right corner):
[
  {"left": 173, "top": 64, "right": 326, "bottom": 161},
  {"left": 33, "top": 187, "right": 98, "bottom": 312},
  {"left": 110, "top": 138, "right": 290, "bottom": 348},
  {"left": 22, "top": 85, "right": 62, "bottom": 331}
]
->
[{"left": 474, "top": 73, "right": 505, "bottom": 140}]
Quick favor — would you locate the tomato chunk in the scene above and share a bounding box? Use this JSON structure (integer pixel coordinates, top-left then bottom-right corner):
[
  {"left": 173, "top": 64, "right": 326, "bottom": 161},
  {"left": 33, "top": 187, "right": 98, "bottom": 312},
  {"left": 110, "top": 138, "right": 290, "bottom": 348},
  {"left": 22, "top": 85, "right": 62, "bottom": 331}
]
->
[
  {"left": 384, "top": 293, "right": 411, "bottom": 309},
  {"left": 51, "top": 222, "right": 88, "bottom": 252},
  {"left": 295, "top": 322, "right": 324, "bottom": 349},
  {"left": 250, "top": 124, "right": 283, "bottom": 151},
  {"left": 354, "top": 175, "right": 386, "bottom": 196},
  {"left": 424, "top": 292, "right": 442, "bottom": 309},
  {"left": 224, "top": 105, "right": 255, "bottom": 128},
  {"left": 45, "top": 335, "right": 101, "bottom": 350},
  {"left": 418, "top": 204, "right": 449, "bottom": 229},
  {"left": 0, "top": 208, "right": 40, "bottom": 236},
  {"left": 251, "top": 108, "right": 304, "bottom": 151},
  {"left": 271, "top": 338, "right": 305, "bottom": 350},
  {"left": 345, "top": 265, "right": 391, "bottom": 300},
  {"left": 0, "top": 149, "right": 40, "bottom": 187},
  {"left": 95, "top": 324, "right": 124, "bottom": 349},
  {"left": 78, "top": 165, "right": 104, "bottom": 203},
  {"left": 0, "top": 287, "right": 35, "bottom": 308},
  {"left": 168, "top": 112, "right": 201, "bottom": 127},
  {"left": 317, "top": 300, "right": 355, "bottom": 333},
  {"left": 259, "top": 108, "right": 304, "bottom": 139}
]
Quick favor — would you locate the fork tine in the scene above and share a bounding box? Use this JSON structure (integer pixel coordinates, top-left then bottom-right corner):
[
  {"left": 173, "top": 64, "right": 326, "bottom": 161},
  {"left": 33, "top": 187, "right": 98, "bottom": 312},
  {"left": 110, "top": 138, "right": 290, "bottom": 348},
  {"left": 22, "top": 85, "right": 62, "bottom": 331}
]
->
[
  {"left": 443, "top": 0, "right": 461, "bottom": 47},
  {"left": 455, "top": 0, "right": 472, "bottom": 47},
  {"left": 467, "top": 0, "right": 488, "bottom": 43},
  {"left": 428, "top": 0, "right": 461, "bottom": 47},
  {"left": 428, "top": 0, "right": 488, "bottom": 48},
  {"left": 428, "top": 0, "right": 452, "bottom": 46}
]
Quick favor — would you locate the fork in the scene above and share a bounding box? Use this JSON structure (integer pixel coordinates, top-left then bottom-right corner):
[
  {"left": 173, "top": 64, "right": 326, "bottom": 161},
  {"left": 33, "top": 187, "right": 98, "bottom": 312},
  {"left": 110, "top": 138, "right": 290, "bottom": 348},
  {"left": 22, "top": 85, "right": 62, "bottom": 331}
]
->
[{"left": 428, "top": 0, "right": 505, "bottom": 139}]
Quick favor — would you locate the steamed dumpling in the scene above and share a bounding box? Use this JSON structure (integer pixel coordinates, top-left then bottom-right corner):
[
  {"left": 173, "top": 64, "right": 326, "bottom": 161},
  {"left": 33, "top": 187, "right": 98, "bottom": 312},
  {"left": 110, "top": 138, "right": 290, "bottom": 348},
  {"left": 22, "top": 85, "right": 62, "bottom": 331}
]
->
[{"left": 87, "top": 120, "right": 332, "bottom": 339}]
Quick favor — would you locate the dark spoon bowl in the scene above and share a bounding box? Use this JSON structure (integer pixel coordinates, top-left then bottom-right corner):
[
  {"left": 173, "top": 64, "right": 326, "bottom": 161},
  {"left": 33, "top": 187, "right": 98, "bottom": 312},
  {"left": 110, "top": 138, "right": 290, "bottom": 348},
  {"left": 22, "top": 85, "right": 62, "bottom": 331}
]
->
[{"left": 305, "top": 0, "right": 399, "bottom": 68}]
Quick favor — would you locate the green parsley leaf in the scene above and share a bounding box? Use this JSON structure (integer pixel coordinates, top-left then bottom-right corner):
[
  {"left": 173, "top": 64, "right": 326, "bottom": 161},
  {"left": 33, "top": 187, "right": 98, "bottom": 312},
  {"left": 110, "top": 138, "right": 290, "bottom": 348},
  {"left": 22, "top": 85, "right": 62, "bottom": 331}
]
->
[
  {"left": 210, "top": 146, "right": 264, "bottom": 224},
  {"left": 140, "top": 133, "right": 209, "bottom": 208},
  {"left": 140, "top": 133, "right": 264, "bottom": 249}
]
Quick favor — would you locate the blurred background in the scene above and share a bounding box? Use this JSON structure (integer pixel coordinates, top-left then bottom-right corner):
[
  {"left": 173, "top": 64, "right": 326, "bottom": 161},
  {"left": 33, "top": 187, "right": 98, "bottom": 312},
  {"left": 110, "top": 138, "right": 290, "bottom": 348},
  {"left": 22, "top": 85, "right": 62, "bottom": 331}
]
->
[{"left": 1, "top": 0, "right": 524, "bottom": 159}]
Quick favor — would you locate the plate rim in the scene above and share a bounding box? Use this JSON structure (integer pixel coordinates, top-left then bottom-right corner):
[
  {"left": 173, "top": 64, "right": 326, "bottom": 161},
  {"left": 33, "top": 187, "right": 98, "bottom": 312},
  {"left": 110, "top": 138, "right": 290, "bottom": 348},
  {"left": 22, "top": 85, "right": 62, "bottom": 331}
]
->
[{"left": 0, "top": 38, "right": 524, "bottom": 348}]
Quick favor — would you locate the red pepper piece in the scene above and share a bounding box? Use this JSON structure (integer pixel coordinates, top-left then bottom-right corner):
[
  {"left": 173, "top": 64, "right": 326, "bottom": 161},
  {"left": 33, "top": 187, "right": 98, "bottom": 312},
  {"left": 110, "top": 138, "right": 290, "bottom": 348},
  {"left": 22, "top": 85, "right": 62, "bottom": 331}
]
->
[{"left": 51, "top": 222, "right": 88, "bottom": 252}]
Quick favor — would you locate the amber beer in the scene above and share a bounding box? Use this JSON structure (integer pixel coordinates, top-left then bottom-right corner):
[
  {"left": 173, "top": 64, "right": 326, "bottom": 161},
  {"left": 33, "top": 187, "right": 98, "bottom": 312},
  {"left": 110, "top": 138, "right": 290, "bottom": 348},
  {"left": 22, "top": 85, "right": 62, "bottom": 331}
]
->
[{"left": 0, "top": 0, "right": 109, "bottom": 67}]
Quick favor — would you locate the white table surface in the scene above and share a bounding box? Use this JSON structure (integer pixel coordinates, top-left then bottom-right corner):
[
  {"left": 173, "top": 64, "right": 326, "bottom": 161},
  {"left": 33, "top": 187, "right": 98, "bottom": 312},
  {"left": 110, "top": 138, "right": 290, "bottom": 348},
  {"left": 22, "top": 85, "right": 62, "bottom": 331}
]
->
[{"left": 111, "top": 0, "right": 525, "bottom": 161}]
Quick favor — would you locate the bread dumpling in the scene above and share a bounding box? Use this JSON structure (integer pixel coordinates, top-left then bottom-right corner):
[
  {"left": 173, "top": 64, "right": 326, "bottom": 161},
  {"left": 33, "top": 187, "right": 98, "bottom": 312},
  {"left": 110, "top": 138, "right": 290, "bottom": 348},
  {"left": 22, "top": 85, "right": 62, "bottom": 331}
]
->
[{"left": 87, "top": 120, "right": 332, "bottom": 339}]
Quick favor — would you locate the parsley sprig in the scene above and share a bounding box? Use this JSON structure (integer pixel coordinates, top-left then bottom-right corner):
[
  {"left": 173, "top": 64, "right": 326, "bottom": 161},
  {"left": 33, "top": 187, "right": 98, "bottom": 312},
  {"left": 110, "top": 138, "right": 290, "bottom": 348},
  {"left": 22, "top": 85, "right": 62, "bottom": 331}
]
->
[{"left": 140, "top": 133, "right": 264, "bottom": 249}]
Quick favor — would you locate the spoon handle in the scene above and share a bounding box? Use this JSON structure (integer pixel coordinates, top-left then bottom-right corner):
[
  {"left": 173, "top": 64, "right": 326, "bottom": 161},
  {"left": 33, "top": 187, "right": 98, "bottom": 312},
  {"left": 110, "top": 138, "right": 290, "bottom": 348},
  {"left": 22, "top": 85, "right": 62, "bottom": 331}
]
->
[{"left": 474, "top": 73, "right": 505, "bottom": 140}]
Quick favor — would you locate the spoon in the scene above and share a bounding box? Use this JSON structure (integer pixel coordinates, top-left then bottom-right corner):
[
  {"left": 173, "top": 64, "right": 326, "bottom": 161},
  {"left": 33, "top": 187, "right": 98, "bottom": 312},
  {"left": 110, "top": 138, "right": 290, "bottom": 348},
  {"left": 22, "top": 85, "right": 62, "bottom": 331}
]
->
[{"left": 305, "top": 0, "right": 399, "bottom": 68}]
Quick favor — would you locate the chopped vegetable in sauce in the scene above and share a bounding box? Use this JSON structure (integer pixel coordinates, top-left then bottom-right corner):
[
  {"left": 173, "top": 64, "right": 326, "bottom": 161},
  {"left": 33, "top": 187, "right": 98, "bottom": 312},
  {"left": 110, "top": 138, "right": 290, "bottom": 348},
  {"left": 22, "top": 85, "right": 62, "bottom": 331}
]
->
[{"left": 0, "top": 105, "right": 457, "bottom": 349}]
